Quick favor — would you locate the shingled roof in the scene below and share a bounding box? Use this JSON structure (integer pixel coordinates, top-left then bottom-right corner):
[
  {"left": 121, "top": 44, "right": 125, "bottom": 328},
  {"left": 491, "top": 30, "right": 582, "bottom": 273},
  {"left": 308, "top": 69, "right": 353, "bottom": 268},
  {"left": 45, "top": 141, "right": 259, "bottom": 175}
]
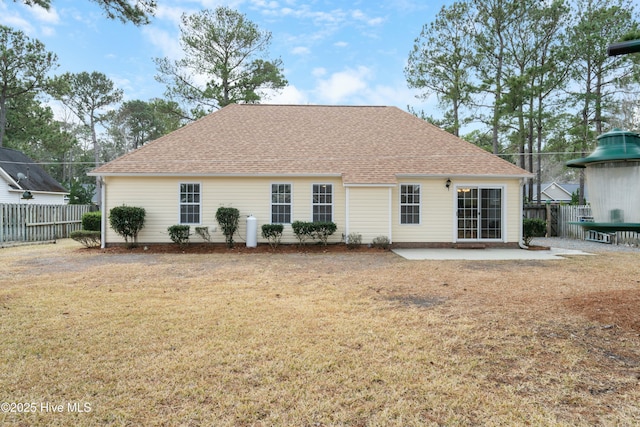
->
[
  {"left": 90, "top": 104, "right": 530, "bottom": 184},
  {"left": 0, "top": 147, "right": 67, "bottom": 193}
]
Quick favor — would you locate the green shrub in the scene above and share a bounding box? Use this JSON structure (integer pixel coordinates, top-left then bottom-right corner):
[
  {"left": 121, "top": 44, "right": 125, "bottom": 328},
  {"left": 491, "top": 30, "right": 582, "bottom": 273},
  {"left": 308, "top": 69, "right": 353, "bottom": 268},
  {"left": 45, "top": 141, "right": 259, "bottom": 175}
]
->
[
  {"left": 195, "top": 226, "right": 211, "bottom": 242},
  {"left": 372, "top": 235, "right": 391, "bottom": 250},
  {"left": 292, "top": 221, "right": 314, "bottom": 245},
  {"left": 168, "top": 225, "right": 190, "bottom": 246},
  {"left": 70, "top": 230, "right": 101, "bottom": 248},
  {"left": 312, "top": 221, "right": 337, "bottom": 245},
  {"left": 523, "top": 218, "right": 546, "bottom": 245},
  {"left": 261, "top": 224, "right": 284, "bottom": 249},
  {"left": 109, "top": 205, "right": 146, "bottom": 245},
  {"left": 82, "top": 211, "right": 101, "bottom": 231},
  {"left": 215, "top": 207, "right": 240, "bottom": 248},
  {"left": 346, "top": 232, "right": 362, "bottom": 249},
  {"left": 292, "top": 221, "right": 337, "bottom": 245}
]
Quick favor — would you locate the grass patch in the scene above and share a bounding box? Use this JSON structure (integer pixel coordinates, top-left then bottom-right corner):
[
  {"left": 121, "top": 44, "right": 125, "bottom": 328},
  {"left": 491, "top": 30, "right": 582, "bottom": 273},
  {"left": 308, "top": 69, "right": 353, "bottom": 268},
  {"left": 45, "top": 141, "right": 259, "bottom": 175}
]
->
[{"left": 1, "top": 240, "right": 639, "bottom": 425}]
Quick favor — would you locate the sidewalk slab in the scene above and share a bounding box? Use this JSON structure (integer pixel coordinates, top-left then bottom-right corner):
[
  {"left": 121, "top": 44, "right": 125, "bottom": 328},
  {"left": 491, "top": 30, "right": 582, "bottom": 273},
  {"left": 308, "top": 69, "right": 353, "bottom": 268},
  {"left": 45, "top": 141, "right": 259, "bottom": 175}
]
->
[{"left": 392, "top": 247, "right": 594, "bottom": 260}]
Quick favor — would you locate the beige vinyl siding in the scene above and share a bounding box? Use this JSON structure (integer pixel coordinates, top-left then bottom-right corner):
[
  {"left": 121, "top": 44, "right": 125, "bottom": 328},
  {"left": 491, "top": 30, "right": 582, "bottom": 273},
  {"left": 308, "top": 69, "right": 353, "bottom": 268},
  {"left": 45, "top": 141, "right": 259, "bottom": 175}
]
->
[
  {"left": 103, "top": 176, "right": 345, "bottom": 245},
  {"left": 391, "top": 178, "right": 524, "bottom": 244},
  {"left": 346, "top": 187, "right": 391, "bottom": 244},
  {"left": 392, "top": 180, "right": 452, "bottom": 243},
  {"left": 504, "top": 179, "right": 523, "bottom": 243}
]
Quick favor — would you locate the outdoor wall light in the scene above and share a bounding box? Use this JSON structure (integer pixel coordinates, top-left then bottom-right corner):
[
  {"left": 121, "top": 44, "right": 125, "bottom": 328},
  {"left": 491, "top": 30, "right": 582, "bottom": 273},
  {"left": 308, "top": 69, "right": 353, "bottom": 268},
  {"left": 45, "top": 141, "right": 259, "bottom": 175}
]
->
[
  {"left": 445, "top": 178, "right": 451, "bottom": 190},
  {"left": 21, "top": 190, "right": 33, "bottom": 200}
]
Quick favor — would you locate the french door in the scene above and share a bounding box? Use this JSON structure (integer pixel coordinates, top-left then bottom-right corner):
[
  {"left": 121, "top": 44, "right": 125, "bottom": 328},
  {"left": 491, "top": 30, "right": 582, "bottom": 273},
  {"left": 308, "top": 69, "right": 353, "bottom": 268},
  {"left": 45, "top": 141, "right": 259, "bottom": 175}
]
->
[{"left": 457, "top": 187, "right": 503, "bottom": 240}]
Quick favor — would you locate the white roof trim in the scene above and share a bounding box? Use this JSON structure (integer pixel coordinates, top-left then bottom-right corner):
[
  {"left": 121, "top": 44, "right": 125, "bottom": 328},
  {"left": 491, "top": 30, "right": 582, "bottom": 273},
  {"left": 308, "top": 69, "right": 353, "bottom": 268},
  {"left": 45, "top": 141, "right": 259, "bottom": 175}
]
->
[
  {"left": 8, "top": 188, "right": 69, "bottom": 196},
  {"left": 395, "top": 173, "right": 534, "bottom": 179},
  {"left": 0, "top": 166, "right": 21, "bottom": 189},
  {"left": 88, "top": 172, "right": 344, "bottom": 178}
]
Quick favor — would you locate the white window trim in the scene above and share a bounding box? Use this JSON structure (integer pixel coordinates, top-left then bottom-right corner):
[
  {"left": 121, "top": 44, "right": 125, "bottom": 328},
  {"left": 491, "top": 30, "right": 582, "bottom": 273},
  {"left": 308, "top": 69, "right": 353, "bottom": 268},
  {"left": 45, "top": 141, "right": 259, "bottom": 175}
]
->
[
  {"left": 178, "top": 182, "right": 202, "bottom": 225},
  {"left": 271, "top": 182, "right": 293, "bottom": 224},
  {"left": 399, "top": 183, "right": 421, "bottom": 225},
  {"left": 311, "top": 183, "right": 333, "bottom": 222}
]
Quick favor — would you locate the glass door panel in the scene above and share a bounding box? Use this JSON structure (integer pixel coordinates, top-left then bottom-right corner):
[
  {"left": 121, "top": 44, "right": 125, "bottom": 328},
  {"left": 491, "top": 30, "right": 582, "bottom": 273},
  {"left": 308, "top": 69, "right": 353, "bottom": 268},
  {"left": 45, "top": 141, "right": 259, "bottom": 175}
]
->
[
  {"left": 457, "top": 187, "right": 503, "bottom": 240},
  {"left": 480, "top": 188, "right": 502, "bottom": 239},
  {"left": 457, "top": 188, "right": 478, "bottom": 239}
]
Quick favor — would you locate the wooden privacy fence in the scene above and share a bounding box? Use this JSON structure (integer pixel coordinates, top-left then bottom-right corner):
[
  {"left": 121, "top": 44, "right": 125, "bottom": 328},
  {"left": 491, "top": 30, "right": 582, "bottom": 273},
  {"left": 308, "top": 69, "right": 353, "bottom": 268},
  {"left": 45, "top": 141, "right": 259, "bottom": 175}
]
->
[
  {"left": 523, "top": 204, "right": 558, "bottom": 236},
  {"left": 0, "top": 203, "right": 93, "bottom": 245}
]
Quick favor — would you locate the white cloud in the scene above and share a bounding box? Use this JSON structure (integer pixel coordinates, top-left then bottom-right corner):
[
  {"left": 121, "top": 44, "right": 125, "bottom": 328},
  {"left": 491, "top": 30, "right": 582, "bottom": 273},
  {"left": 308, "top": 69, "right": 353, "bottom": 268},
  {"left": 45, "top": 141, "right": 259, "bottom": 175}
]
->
[
  {"left": 312, "top": 67, "right": 327, "bottom": 78},
  {"left": 28, "top": 4, "right": 60, "bottom": 25},
  {"left": 142, "top": 27, "right": 183, "bottom": 60},
  {"left": 291, "top": 46, "right": 310, "bottom": 55},
  {"left": 40, "top": 26, "right": 56, "bottom": 37},
  {"left": 333, "top": 41, "right": 348, "bottom": 48},
  {"left": 153, "top": 4, "right": 187, "bottom": 25},
  {"left": 315, "top": 66, "right": 372, "bottom": 104},
  {"left": 0, "top": 3, "right": 35, "bottom": 34},
  {"left": 351, "top": 9, "right": 385, "bottom": 26},
  {"left": 263, "top": 85, "right": 309, "bottom": 104}
]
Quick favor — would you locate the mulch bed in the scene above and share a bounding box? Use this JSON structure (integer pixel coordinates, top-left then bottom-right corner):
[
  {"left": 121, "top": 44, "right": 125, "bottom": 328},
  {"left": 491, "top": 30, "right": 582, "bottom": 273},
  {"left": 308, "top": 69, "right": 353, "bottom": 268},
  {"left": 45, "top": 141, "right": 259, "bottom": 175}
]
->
[{"left": 100, "top": 242, "right": 386, "bottom": 254}]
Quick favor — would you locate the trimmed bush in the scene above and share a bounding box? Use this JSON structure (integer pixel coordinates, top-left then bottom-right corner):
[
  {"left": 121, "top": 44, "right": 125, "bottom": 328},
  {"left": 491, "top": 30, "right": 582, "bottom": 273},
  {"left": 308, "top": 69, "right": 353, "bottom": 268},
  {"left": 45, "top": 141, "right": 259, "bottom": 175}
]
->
[
  {"left": 312, "top": 221, "right": 337, "bottom": 245},
  {"left": 346, "top": 232, "right": 362, "bottom": 249},
  {"left": 168, "top": 225, "right": 190, "bottom": 246},
  {"left": 292, "top": 221, "right": 337, "bottom": 245},
  {"left": 70, "top": 230, "right": 101, "bottom": 248},
  {"left": 292, "top": 221, "right": 314, "bottom": 245},
  {"left": 82, "top": 211, "right": 101, "bottom": 231},
  {"left": 109, "top": 205, "right": 146, "bottom": 245},
  {"left": 215, "top": 207, "right": 240, "bottom": 248},
  {"left": 195, "top": 226, "right": 211, "bottom": 242},
  {"left": 261, "top": 224, "right": 284, "bottom": 249},
  {"left": 372, "top": 235, "right": 391, "bottom": 250},
  {"left": 523, "top": 218, "right": 546, "bottom": 245}
]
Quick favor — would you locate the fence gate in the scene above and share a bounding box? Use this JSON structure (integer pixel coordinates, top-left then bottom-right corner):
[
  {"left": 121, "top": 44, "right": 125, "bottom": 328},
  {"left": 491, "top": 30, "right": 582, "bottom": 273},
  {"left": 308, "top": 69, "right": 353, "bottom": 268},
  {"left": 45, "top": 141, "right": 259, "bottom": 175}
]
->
[{"left": 0, "top": 204, "right": 92, "bottom": 245}]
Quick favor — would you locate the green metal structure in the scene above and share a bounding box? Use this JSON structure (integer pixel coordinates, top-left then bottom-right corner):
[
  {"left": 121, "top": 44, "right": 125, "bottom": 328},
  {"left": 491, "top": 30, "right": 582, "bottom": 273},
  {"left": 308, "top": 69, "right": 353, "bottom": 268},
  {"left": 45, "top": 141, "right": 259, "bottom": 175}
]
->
[
  {"left": 566, "top": 128, "right": 640, "bottom": 168},
  {"left": 566, "top": 129, "right": 640, "bottom": 233},
  {"left": 608, "top": 39, "right": 640, "bottom": 56}
]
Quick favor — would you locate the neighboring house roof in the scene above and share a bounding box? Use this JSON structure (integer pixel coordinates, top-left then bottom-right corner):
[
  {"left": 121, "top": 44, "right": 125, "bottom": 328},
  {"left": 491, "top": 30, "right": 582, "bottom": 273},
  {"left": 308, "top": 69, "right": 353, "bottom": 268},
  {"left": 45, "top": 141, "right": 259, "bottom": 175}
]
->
[
  {"left": 529, "top": 182, "right": 587, "bottom": 202},
  {"left": 90, "top": 104, "right": 531, "bottom": 184},
  {"left": 542, "top": 182, "right": 573, "bottom": 201},
  {"left": 0, "top": 147, "right": 68, "bottom": 193}
]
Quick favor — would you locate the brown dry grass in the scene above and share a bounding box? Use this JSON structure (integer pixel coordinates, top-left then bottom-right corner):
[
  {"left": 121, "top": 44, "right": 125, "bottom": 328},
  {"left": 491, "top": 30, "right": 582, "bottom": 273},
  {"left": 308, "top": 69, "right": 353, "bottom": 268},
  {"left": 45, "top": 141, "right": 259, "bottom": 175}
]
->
[{"left": 1, "top": 240, "right": 639, "bottom": 426}]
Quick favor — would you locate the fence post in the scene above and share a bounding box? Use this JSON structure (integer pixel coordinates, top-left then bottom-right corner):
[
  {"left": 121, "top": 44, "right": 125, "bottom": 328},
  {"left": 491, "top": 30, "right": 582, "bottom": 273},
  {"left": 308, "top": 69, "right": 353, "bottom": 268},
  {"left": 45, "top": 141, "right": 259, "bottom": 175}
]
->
[{"left": 546, "top": 202, "right": 551, "bottom": 237}]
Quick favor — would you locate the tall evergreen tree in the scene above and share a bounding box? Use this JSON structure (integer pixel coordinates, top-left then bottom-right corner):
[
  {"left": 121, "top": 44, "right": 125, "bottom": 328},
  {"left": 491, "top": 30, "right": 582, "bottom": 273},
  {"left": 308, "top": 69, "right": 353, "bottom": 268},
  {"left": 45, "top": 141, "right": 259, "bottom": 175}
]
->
[
  {"left": 154, "top": 7, "right": 287, "bottom": 119},
  {"left": 48, "top": 71, "right": 123, "bottom": 200},
  {"left": 565, "top": 0, "right": 639, "bottom": 203},
  {"left": 405, "top": 1, "right": 476, "bottom": 137},
  {"left": 0, "top": 25, "right": 57, "bottom": 147}
]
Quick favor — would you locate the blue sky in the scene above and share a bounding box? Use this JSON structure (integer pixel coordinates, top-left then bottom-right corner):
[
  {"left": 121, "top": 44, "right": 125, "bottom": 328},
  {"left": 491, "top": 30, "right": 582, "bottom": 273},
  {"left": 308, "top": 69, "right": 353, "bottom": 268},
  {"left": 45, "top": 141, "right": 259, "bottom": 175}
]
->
[{"left": 1, "top": 0, "right": 451, "bottom": 115}]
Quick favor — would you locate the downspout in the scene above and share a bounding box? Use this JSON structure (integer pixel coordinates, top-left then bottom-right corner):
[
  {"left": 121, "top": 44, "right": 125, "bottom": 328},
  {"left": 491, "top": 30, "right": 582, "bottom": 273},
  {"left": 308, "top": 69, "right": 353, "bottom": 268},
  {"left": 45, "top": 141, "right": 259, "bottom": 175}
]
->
[
  {"left": 345, "top": 186, "right": 350, "bottom": 242},
  {"left": 100, "top": 177, "right": 106, "bottom": 249},
  {"left": 519, "top": 178, "right": 528, "bottom": 249},
  {"left": 388, "top": 187, "right": 393, "bottom": 243}
]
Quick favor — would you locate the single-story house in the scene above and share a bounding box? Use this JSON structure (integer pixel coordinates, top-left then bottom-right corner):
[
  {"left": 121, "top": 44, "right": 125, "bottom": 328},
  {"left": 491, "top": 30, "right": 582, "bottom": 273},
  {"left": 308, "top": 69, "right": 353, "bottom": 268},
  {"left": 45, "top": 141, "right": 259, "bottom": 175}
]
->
[
  {"left": 0, "top": 147, "right": 69, "bottom": 204},
  {"left": 528, "top": 182, "right": 586, "bottom": 204},
  {"left": 89, "top": 104, "right": 533, "bottom": 248}
]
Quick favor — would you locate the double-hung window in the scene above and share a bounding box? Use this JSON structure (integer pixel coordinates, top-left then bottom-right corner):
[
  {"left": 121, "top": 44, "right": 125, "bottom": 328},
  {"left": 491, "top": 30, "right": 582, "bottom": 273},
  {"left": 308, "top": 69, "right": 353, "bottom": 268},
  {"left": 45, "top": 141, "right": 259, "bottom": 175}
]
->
[
  {"left": 271, "top": 183, "right": 292, "bottom": 223},
  {"left": 312, "top": 184, "right": 333, "bottom": 222},
  {"left": 180, "top": 183, "right": 200, "bottom": 224},
  {"left": 400, "top": 184, "right": 420, "bottom": 224}
]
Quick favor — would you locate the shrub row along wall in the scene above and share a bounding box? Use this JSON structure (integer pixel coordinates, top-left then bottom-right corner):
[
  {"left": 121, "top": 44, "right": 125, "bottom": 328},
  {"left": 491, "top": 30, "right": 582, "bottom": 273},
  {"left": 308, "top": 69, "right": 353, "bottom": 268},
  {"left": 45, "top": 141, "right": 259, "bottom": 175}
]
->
[{"left": 0, "top": 203, "right": 93, "bottom": 244}]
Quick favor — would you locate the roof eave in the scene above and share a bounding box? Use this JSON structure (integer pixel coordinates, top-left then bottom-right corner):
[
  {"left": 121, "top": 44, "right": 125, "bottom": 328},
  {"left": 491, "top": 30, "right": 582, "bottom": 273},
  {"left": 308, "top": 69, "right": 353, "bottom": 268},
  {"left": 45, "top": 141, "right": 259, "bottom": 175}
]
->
[
  {"left": 395, "top": 173, "right": 534, "bottom": 179},
  {"left": 89, "top": 172, "right": 344, "bottom": 178}
]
